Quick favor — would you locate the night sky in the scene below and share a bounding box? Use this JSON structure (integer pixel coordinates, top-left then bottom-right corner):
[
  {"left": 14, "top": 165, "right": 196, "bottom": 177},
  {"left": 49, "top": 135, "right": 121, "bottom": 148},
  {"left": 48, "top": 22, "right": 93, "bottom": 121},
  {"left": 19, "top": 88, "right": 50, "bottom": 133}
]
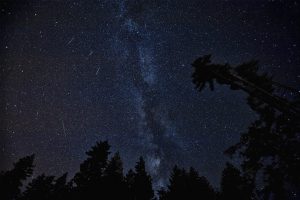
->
[{"left": 1, "top": 0, "right": 299, "bottom": 189}]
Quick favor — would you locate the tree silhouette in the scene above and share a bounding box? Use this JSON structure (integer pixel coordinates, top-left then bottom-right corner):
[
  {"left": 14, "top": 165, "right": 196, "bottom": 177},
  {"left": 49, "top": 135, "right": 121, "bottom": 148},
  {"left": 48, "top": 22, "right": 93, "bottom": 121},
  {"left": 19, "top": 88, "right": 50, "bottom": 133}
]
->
[
  {"left": 72, "top": 141, "right": 110, "bottom": 199},
  {"left": 102, "top": 152, "right": 128, "bottom": 199},
  {"left": 159, "top": 166, "right": 216, "bottom": 200},
  {"left": 18, "top": 173, "right": 70, "bottom": 200},
  {"left": 224, "top": 104, "right": 300, "bottom": 199},
  {"left": 220, "top": 163, "right": 253, "bottom": 200},
  {"left": 188, "top": 167, "right": 216, "bottom": 200},
  {"left": 125, "top": 169, "right": 136, "bottom": 199},
  {"left": 127, "top": 157, "right": 154, "bottom": 200},
  {"left": 0, "top": 155, "right": 35, "bottom": 200},
  {"left": 192, "top": 55, "right": 299, "bottom": 116},
  {"left": 7, "top": 138, "right": 295, "bottom": 200},
  {"left": 158, "top": 166, "right": 185, "bottom": 200},
  {"left": 19, "top": 174, "right": 54, "bottom": 200},
  {"left": 192, "top": 55, "right": 300, "bottom": 199},
  {"left": 51, "top": 173, "right": 71, "bottom": 200}
]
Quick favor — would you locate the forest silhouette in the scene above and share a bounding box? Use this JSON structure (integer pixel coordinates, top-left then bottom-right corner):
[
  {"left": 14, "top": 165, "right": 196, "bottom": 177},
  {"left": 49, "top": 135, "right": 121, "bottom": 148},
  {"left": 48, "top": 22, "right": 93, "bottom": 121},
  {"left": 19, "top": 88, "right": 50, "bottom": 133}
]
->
[{"left": 1, "top": 56, "right": 299, "bottom": 200}]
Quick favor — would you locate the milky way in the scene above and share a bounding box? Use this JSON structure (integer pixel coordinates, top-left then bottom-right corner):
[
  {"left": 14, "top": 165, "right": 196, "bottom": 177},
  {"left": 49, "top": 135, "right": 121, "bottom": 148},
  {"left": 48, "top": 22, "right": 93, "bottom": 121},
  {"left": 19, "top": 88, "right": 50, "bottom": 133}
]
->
[
  {"left": 1, "top": 0, "right": 299, "bottom": 189},
  {"left": 106, "top": 0, "right": 189, "bottom": 186}
]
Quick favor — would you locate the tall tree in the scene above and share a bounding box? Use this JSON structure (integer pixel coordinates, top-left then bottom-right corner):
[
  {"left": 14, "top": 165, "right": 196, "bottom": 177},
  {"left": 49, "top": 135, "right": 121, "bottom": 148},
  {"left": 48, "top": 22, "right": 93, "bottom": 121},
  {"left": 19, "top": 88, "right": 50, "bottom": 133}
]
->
[
  {"left": 159, "top": 166, "right": 216, "bottom": 200},
  {"left": 72, "top": 141, "right": 110, "bottom": 199},
  {"left": 220, "top": 163, "right": 253, "bottom": 200},
  {"left": 192, "top": 55, "right": 300, "bottom": 199},
  {"left": 188, "top": 167, "right": 216, "bottom": 200},
  {"left": 52, "top": 173, "right": 71, "bottom": 200},
  {"left": 0, "top": 155, "right": 35, "bottom": 200},
  {"left": 125, "top": 169, "right": 136, "bottom": 199},
  {"left": 160, "top": 166, "right": 186, "bottom": 200},
  {"left": 104, "top": 152, "right": 123, "bottom": 179},
  {"left": 129, "top": 157, "right": 154, "bottom": 200},
  {"left": 102, "top": 152, "right": 128, "bottom": 199},
  {"left": 225, "top": 101, "right": 300, "bottom": 199}
]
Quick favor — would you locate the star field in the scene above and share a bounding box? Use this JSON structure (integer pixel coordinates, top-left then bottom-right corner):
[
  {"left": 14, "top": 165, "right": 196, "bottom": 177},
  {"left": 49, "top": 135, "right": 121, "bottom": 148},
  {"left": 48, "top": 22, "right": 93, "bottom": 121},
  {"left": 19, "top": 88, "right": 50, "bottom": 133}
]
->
[{"left": 1, "top": 0, "right": 299, "bottom": 188}]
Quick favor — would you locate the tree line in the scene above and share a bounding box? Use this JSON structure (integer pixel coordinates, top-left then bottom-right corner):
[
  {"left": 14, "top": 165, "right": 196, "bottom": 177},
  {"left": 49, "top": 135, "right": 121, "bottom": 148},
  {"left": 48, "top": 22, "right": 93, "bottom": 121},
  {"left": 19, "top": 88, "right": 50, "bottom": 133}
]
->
[{"left": 1, "top": 140, "right": 259, "bottom": 200}]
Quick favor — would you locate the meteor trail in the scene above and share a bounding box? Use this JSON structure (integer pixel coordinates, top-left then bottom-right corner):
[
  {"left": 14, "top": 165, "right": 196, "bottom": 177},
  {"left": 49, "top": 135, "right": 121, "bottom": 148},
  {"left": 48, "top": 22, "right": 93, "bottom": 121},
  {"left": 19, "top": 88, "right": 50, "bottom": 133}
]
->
[{"left": 67, "top": 37, "right": 74, "bottom": 45}]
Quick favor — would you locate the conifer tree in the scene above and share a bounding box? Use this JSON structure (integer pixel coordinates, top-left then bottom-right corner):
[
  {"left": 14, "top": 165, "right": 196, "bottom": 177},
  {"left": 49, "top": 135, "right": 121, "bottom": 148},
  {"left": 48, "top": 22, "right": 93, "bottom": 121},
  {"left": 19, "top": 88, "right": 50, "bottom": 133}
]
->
[
  {"left": 192, "top": 55, "right": 300, "bottom": 198},
  {"left": 220, "top": 163, "right": 253, "bottom": 200},
  {"left": 0, "top": 155, "right": 35, "bottom": 200},
  {"left": 19, "top": 173, "right": 70, "bottom": 200},
  {"left": 130, "top": 157, "right": 154, "bottom": 200},
  {"left": 159, "top": 166, "right": 216, "bottom": 200},
  {"left": 19, "top": 174, "right": 55, "bottom": 200},
  {"left": 125, "top": 169, "right": 136, "bottom": 199},
  {"left": 188, "top": 167, "right": 215, "bottom": 200},
  {"left": 72, "top": 141, "right": 110, "bottom": 199},
  {"left": 103, "top": 152, "right": 128, "bottom": 199}
]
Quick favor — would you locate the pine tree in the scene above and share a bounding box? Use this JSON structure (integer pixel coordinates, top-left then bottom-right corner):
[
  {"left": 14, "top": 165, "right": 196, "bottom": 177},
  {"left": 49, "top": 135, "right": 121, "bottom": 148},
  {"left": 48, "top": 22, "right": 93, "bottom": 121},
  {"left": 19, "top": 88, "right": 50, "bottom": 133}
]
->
[
  {"left": 188, "top": 167, "right": 215, "bottom": 200},
  {"left": 130, "top": 157, "right": 154, "bottom": 200},
  {"left": 104, "top": 152, "right": 123, "bottom": 179},
  {"left": 72, "top": 141, "right": 110, "bottom": 199},
  {"left": 165, "top": 166, "right": 187, "bottom": 200},
  {"left": 192, "top": 55, "right": 300, "bottom": 198},
  {"left": 19, "top": 174, "right": 55, "bottom": 200},
  {"left": 220, "top": 163, "right": 253, "bottom": 200},
  {"left": 102, "top": 152, "right": 128, "bottom": 199},
  {"left": 0, "top": 155, "right": 35, "bottom": 200},
  {"left": 159, "top": 166, "right": 216, "bottom": 200},
  {"left": 52, "top": 173, "right": 71, "bottom": 200},
  {"left": 125, "top": 169, "right": 136, "bottom": 199},
  {"left": 19, "top": 173, "right": 70, "bottom": 200}
]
